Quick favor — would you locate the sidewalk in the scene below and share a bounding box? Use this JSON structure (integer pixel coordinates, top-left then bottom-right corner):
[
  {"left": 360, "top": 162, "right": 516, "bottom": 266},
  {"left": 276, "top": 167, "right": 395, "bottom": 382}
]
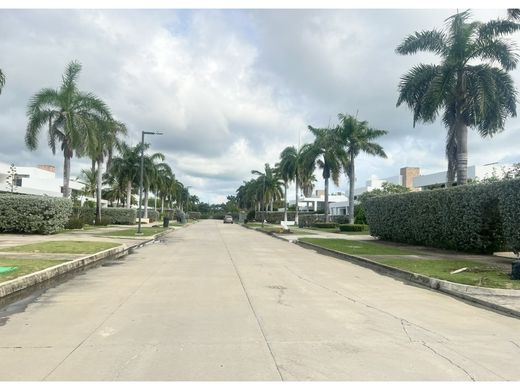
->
[{"left": 249, "top": 223, "right": 520, "bottom": 318}]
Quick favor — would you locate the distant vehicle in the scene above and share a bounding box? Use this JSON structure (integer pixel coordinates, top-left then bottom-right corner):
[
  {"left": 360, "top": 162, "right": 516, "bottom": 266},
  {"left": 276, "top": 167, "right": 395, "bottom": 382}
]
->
[{"left": 223, "top": 215, "right": 233, "bottom": 224}]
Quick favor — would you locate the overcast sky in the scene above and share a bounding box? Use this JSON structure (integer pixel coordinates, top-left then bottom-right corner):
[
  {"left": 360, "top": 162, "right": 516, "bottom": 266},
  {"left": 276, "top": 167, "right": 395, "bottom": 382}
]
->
[{"left": 0, "top": 8, "right": 519, "bottom": 203}]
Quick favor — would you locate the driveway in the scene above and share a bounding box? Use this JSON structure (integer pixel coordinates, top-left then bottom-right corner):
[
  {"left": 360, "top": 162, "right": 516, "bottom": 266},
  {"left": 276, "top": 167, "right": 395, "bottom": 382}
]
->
[{"left": 0, "top": 220, "right": 519, "bottom": 380}]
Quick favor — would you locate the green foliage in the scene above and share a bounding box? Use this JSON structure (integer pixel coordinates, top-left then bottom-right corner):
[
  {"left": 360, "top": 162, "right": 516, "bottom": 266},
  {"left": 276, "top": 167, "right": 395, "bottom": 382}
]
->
[
  {"left": 72, "top": 207, "right": 136, "bottom": 225},
  {"left": 65, "top": 217, "right": 85, "bottom": 230},
  {"left": 497, "top": 179, "right": 520, "bottom": 255},
  {"left": 94, "top": 216, "right": 111, "bottom": 226},
  {"left": 0, "top": 194, "right": 72, "bottom": 234},
  {"left": 312, "top": 222, "right": 338, "bottom": 229},
  {"left": 364, "top": 181, "right": 519, "bottom": 254},
  {"left": 354, "top": 204, "right": 366, "bottom": 224},
  {"left": 339, "top": 224, "right": 367, "bottom": 232},
  {"left": 137, "top": 209, "right": 159, "bottom": 222}
]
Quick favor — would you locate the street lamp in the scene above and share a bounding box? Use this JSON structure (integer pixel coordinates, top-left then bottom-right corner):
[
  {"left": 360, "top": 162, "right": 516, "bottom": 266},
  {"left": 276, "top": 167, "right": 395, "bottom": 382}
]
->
[{"left": 137, "top": 131, "right": 163, "bottom": 235}]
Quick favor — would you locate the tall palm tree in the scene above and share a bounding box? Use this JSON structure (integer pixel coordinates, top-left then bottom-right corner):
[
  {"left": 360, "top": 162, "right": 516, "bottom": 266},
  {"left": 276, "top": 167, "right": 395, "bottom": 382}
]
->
[
  {"left": 251, "top": 163, "right": 284, "bottom": 212},
  {"left": 154, "top": 163, "right": 174, "bottom": 213},
  {"left": 87, "top": 119, "right": 127, "bottom": 222},
  {"left": 0, "top": 69, "right": 5, "bottom": 94},
  {"left": 337, "top": 114, "right": 387, "bottom": 224},
  {"left": 108, "top": 142, "right": 141, "bottom": 208},
  {"left": 277, "top": 146, "right": 298, "bottom": 224},
  {"left": 78, "top": 168, "right": 97, "bottom": 197},
  {"left": 396, "top": 10, "right": 518, "bottom": 185},
  {"left": 142, "top": 156, "right": 166, "bottom": 218},
  {"left": 25, "top": 61, "right": 112, "bottom": 197},
  {"left": 302, "top": 126, "right": 348, "bottom": 222}
]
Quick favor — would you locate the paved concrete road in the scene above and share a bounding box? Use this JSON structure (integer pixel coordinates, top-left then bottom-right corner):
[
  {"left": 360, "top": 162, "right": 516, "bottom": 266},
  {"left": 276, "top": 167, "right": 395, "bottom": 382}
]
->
[{"left": 1, "top": 220, "right": 519, "bottom": 380}]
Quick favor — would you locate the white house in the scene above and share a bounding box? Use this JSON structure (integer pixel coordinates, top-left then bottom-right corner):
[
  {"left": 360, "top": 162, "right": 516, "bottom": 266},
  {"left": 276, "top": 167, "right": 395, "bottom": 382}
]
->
[{"left": 0, "top": 162, "right": 106, "bottom": 206}]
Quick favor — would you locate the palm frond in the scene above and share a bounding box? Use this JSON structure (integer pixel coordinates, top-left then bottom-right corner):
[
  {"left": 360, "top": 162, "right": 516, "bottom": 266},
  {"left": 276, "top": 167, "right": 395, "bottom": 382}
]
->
[{"left": 396, "top": 30, "right": 447, "bottom": 55}]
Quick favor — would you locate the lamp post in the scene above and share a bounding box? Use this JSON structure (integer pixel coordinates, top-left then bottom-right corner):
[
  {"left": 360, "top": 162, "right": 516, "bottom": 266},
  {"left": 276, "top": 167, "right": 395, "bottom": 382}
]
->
[{"left": 137, "top": 131, "right": 163, "bottom": 235}]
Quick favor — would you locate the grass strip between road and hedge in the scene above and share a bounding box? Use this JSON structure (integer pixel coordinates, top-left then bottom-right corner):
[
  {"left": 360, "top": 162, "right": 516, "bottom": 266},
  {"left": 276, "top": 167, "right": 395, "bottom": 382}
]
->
[
  {"left": 0, "top": 258, "right": 68, "bottom": 283},
  {"left": 98, "top": 226, "right": 171, "bottom": 237},
  {"left": 379, "top": 259, "right": 520, "bottom": 289},
  {"left": 0, "top": 241, "right": 121, "bottom": 254},
  {"left": 300, "top": 238, "right": 416, "bottom": 255}
]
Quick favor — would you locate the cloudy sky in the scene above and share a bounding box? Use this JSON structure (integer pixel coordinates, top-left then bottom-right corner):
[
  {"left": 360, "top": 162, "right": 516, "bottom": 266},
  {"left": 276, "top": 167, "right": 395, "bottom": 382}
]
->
[{"left": 0, "top": 7, "right": 519, "bottom": 203}]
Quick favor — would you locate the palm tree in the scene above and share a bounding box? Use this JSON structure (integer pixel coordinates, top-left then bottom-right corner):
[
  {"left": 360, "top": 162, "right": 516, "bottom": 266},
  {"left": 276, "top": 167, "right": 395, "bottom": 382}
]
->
[
  {"left": 25, "top": 61, "right": 112, "bottom": 197},
  {"left": 154, "top": 163, "right": 174, "bottom": 213},
  {"left": 302, "top": 126, "right": 348, "bottom": 222},
  {"left": 142, "top": 156, "right": 166, "bottom": 218},
  {"left": 0, "top": 69, "right": 5, "bottom": 94},
  {"left": 108, "top": 142, "right": 141, "bottom": 208},
  {"left": 277, "top": 146, "right": 298, "bottom": 224},
  {"left": 78, "top": 168, "right": 97, "bottom": 197},
  {"left": 337, "top": 114, "right": 387, "bottom": 224},
  {"left": 396, "top": 10, "right": 519, "bottom": 185},
  {"left": 251, "top": 163, "right": 284, "bottom": 212},
  {"left": 87, "top": 119, "right": 127, "bottom": 222}
]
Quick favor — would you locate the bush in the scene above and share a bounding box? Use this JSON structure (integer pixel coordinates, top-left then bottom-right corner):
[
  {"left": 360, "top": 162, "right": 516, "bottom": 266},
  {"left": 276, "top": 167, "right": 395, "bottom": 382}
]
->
[
  {"left": 102, "top": 208, "right": 136, "bottom": 225},
  {"left": 312, "top": 222, "right": 338, "bottom": 229},
  {"left": 137, "top": 209, "right": 159, "bottom": 222},
  {"left": 0, "top": 194, "right": 72, "bottom": 234},
  {"left": 497, "top": 179, "right": 520, "bottom": 254},
  {"left": 65, "top": 217, "right": 85, "bottom": 230},
  {"left": 94, "top": 216, "right": 111, "bottom": 226},
  {"left": 339, "top": 224, "right": 367, "bottom": 232},
  {"left": 364, "top": 182, "right": 509, "bottom": 254}
]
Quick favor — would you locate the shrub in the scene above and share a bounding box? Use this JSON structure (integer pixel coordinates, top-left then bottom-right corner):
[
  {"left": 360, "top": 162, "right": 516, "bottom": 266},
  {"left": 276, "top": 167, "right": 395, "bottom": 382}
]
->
[
  {"left": 95, "top": 216, "right": 111, "bottom": 226},
  {"left": 339, "top": 224, "right": 367, "bottom": 232},
  {"left": 364, "top": 182, "right": 508, "bottom": 254},
  {"left": 65, "top": 217, "right": 84, "bottom": 230},
  {"left": 497, "top": 179, "right": 520, "bottom": 254},
  {"left": 312, "top": 222, "right": 338, "bottom": 229},
  {"left": 137, "top": 209, "right": 159, "bottom": 222},
  {"left": 102, "top": 208, "right": 136, "bottom": 225},
  {"left": 0, "top": 194, "right": 72, "bottom": 234}
]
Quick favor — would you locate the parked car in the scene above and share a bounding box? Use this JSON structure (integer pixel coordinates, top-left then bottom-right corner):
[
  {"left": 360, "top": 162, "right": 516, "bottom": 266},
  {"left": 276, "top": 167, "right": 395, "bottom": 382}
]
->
[{"left": 223, "top": 215, "right": 233, "bottom": 224}]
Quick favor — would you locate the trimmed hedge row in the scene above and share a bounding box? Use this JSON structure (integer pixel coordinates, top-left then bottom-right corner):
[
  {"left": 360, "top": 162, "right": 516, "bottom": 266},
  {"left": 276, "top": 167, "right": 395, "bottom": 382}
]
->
[
  {"left": 138, "top": 209, "right": 159, "bottom": 222},
  {"left": 339, "top": 224, "right": 367, "bottom": 232},
  {"left": 72, "top": 207, "right": 136, "bottom": 225},
  {"left": 255, "top": 211, "right": 348, "bottom": 226},
  {"left": 364, "top": 180, "right": 520, "bottom": 254},
  {"left": 312, "top": 222, "right": 338, "bottom": 229},
  {"left": 0, "top": 194, "right": 72, "bottom": 234}
]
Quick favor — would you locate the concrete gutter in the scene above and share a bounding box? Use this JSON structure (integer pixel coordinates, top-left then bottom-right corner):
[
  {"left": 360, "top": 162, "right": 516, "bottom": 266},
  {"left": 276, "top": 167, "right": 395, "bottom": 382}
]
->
[
  {"left": 0, "top": 228, "right": 174, "bottom": 300},
  {"left": 295, "top": 240, "right": 520, "bottom": 319}
]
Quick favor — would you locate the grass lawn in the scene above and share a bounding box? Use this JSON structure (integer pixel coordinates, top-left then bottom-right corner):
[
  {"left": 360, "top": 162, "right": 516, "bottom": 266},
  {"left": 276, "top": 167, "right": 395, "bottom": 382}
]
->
[
  {"left": 0, "top": 258, "right": 68, "bottom": 283},
  {"left": 299, "top": 238, "right": 416, "bottom": 255},
  {"left": 1, "top": 241, "right": 121, "bottom": 254},
  {"left": 379, "top": 259, "right": 520, "bottom": 289},
  {"left": 100, "top": 226, "right": 171, "bottom": 237}
]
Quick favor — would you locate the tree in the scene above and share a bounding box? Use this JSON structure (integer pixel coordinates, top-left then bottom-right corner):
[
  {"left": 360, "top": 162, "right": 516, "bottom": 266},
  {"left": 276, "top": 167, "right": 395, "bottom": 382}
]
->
[
  {"left": 277, "top": 146, "right": 298, "bottom": 224},
  {"left": 396, "top": 11, "right": 519, "bottom": 185},
  {"left": 355, "top": 182, "right": 410, "bottom": 224},
  {"left": 86, "top": 119, "right": 127, "bottom": 222},
  {"left": 78, "top": 168, "right": 97, "bottom": 197},
  {"left": 108, "top": 142, "right": 141, "bottom": 208},
  {"left": 337, "top": 113, "right": 387, "bottom": 224},
  {"left": 25, "top": 61, "right": 112, "bottom": 197},
  {"left": 251, "top": 163, "right": 284, "bottom": 212},
  {"left": 0, "top": 69, "right": 5, "bottom": 95},
  {"left": 142, "top": 156, "right": 166, "bottom": 218},
  {"left": 302, "top": 126, "right": 349, "bottom": 222}
]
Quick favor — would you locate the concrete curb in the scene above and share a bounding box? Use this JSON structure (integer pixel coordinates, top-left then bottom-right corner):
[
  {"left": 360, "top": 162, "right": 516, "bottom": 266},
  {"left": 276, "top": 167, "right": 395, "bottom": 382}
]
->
[
  {"left": 295, "top": 240, "right": 520, "bottom": 319},
  {"left": 0, "top": 228, "right": 174, "bottom": 300}
]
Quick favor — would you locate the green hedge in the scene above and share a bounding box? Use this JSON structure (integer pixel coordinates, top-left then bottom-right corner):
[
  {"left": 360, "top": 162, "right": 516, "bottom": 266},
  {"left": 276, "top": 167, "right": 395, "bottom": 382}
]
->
[
  {"left": 138, "top": 209, "right": 159, "bottom": 222},
  {"left": 312, "top": 222, "right": 338, "bottom": 229},
  {"left": 364, "top": 181, "right": 518, "bottom": 254},
  {"left": 0, "top": 194, "right": 72, "bottom": 234},
  {"left": 72, "top": 207, "right": 136, "bottom": 225},
  {"left": 339, "top": 224, "right": 367, "bottom": 232},
  {"left": 497, "top": 179, "right": 520, "bottom": 254}
]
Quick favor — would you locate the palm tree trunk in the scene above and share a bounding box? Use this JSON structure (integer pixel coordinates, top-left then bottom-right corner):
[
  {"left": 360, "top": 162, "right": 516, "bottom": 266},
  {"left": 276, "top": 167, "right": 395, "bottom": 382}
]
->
[
  {"left": 144, "top": 186, "right": 149, "bottom": 218},
  {"left": 96, "top": 158, "right": 103, "bottom": 223},
  {"left": 324, "top": 177, "right": 329, "bottom": 222},
  {"left": 91, "top": 159, "right": 96, "bottom": 173},
  {"left": 284, "top": 182, "right": 288, "bottom": 223},
  {"left": 126, "top": 181, "right": 132, "bottom": 208},
  {"left": 62, "top": 147, "right": 72, "bottom": 198},
  {"left": 161, "top": 197, "right": 164, "bottom": 213},
  {"left": 348, "top": 153, "right": 355, "bottom": 224},
  {"left": 455, "top": 119, "right": 468, "bottom": 185},
  {"left": 295, "top": 176, "right": 299, "bottom": 225}
]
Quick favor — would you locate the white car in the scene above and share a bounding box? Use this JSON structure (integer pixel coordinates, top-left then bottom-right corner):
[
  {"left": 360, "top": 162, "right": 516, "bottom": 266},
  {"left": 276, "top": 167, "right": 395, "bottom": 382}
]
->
[{"left": 223, "top": 215, "right": 233, "bottom": 224}]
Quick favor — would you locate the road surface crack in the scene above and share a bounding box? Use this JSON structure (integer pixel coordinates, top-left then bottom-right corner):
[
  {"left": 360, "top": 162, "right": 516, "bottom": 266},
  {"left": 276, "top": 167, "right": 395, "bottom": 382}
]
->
[{"left": 421, "top": 341, "right": 475, "bottom": 381}]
